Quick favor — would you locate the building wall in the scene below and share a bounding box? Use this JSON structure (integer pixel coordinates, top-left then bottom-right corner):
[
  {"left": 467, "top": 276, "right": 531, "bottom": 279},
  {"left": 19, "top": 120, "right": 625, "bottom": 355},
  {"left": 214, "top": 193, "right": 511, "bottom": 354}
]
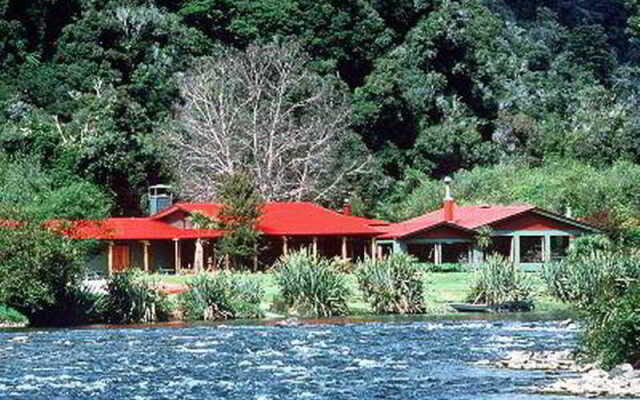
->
[
  {"left": 408, "top": 226, "right": 473, "bottom": 240},
  {"left": 490, "top": 212, "right": 585, "bottom": 232}
]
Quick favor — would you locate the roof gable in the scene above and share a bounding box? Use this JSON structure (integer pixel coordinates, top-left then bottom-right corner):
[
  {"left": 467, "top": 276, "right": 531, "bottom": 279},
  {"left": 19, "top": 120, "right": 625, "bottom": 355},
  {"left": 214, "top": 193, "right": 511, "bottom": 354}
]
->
[{"left": 379, "top": 203, "right": 597, "bottom": 239}]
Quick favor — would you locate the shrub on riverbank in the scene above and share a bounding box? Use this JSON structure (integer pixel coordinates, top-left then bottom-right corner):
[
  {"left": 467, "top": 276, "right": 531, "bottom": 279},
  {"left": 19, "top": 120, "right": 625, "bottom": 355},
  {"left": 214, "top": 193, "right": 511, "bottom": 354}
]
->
[
  {"left": 100, "top": 271, "right": 172, "bottom": 324},
  {"left": 356, "top": 254, "right": 426, "bottom": 314},
  {"left": 543, "top": 244, "right": 640, "bottom": 368},
  {"left": 468, "top": 255, "right": 534, "bottom": 311},
  {"left": 178, "top": 273, "right": 263, "bottom": 320},
  {"left": 583, "top": 285, "right": 640, "bottom": 369},
  {"left": 274, "top": 250, "right": 350, "bottom": 317},
  {"left": 0, "top": 304, "right": 27, "bottom": 324},
  {"left": 0, "top": 218, "right": 87, "bottom": 326},
  {"left": 543, "top": 247, "right": 640, "bottom": 309}
]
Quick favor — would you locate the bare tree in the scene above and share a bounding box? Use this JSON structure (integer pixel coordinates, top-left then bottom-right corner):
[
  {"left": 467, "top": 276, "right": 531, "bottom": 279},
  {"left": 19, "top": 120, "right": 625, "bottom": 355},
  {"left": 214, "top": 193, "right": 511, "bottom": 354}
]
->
[{"left": 164, "top": 41, "right": 369, "bottom": 202}]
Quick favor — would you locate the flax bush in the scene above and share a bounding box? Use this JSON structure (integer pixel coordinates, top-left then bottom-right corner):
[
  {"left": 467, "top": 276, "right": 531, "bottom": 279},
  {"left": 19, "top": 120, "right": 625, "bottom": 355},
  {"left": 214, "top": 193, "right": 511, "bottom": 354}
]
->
[
  {"left": 178, "top": 273, "right": 263, "bottom": 321},
  {"left": 274, "top": 250, "right": 350, "bottom": 317},
  {"left": 100, "top": 271, "right": 172, "bottom": 324},
  {"left": 583, "top": 285, "right": 640, "bottom": 369},
  {"left": 356, "top": 254, "right": 426, "bottom": 314},
  {"left": 467, "top": 255, "right": 534, "bottom": 311}
]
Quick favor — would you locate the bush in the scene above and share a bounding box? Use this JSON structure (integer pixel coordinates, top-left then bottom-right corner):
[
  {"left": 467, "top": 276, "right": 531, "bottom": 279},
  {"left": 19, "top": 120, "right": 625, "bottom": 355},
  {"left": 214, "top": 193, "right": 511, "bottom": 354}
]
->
[
  {"left": 0, "top": 304, "right": 28, "bottom": 324},
  {"left": 274, "top": 250, "right": 350, "bottom": 317},
  {"left": 468, "top": 255, "right": 534, "bottom": 311},
  {"left": 356, "top": 253, "right": 426, "bottom": 314},
  {"left": 583, "top": 285, "right": 640, "bottom": 369},
  {"left": 178, "top": 273, "right": 264, "bottom": 320},
  {"left": 543, "top": 250, "right": 640, "bottom": 308},
  {"left": 0, "top": 219, "right": 87, "bottom": 326},
  {"left": 100, "top": 271, "right": 172, "bottom": 324}
]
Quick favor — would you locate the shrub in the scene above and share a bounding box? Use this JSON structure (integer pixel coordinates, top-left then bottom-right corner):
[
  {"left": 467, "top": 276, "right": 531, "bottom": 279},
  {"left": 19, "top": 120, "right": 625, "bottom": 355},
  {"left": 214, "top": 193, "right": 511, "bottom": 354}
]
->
[
  {"left": 178, "top": 273, "right": 264, "bottom": 320},
  {"left": 583, "top": 285, "right": 640, "bottom": 369},
  {"left": 356, "top": 253, "right": 426, "bottom": 314},
  {"left": 274, "top": 250, "right": 350, "bottom": 317},
  {"left": 0, "top": 219, "right": 87, "bottom": 326},
  {"left": 100, "top": 271, "right": 172, "bottom": 324},
  {"left": 467, "top": 255, "right": 534, "bottom": 311},
  {"left": 0, "top": 304, "right": 28, "bottom": 324},
  {"left": 543, "top": 250, "right": 640, "bottom": 308}
]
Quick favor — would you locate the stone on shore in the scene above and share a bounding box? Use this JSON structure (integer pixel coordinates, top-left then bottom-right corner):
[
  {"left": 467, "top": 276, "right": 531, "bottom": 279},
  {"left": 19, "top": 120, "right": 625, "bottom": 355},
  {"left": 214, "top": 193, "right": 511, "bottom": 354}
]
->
[{"left": 476, "top": 350, "right": 640, "bottom": 398}]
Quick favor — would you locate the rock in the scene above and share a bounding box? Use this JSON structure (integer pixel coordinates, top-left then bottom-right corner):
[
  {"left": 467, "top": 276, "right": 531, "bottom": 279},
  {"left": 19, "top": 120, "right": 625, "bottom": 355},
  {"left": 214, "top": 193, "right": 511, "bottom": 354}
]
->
[
  {"left": 609, "top": 363, "right": 634, "bottom": 378},
  {"left": 558, "top": 319, "right": 573, "bottom": 328},
  {"left": 275, "top": 317, "right": 302, "bottom": 327}
]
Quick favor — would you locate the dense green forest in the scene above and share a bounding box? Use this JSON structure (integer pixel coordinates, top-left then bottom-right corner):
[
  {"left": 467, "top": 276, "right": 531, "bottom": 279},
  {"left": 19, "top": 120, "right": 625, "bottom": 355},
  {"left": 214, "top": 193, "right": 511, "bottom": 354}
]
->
[{"left": 2, "top": 0, "right": 640, "bottom": 234}]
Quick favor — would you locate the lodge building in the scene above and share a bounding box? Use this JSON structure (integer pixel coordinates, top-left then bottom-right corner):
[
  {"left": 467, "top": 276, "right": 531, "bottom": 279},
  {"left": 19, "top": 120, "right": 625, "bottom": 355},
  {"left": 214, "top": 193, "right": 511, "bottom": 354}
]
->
[{"left": 68, "top": 183, "right": 599, "bottom": 275}]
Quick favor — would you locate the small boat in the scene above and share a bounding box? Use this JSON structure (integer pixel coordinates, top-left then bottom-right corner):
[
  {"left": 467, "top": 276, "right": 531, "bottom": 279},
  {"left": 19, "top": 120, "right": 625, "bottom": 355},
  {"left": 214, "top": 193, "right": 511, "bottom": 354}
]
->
[{"left": 449, "top": 303, "right": 495, "bottom": 313}]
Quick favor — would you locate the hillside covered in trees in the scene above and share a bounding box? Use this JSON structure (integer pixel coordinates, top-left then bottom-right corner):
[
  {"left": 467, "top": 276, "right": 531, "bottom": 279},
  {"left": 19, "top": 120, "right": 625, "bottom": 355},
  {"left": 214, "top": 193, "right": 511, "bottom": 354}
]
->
[{"left": 2, "top": 0, "right": 640, "bottom": 237}]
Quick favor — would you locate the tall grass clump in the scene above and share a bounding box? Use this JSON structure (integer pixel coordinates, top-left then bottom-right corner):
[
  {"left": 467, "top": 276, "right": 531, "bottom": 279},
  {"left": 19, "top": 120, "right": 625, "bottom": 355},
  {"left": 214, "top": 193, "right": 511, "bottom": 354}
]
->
[
  {"left": 543, "top": 236, "right": 640, "bottom": 308},
  {"left": 100, "top": 271, "right": 172, "bottom": 324},
  {"left": 178, "top": 273, "right": 263, "bottom": 320},
  {"left": 356, "top": 253, "right": 426, "bottom": 314},
  {"left": 468, "top": 255, "right": 534, "bottom": 311},
  {"left": 543, "top": 236, "right": 640, "bottom": 368},
  {"left": 274, "top": 250, "right": 350, "bottom": 317}
]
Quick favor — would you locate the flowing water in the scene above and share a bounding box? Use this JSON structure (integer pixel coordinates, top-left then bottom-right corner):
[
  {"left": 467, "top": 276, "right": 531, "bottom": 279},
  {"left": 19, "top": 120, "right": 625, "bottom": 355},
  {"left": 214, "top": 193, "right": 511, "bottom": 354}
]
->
[{"left": 0, "top": 316, "right": 608, "bottom": 399}]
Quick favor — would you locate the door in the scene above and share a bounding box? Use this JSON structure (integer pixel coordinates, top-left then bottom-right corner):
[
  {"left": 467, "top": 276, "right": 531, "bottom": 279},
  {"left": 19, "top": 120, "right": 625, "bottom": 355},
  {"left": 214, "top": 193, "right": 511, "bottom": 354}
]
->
[{"left": 113, "top": 244, "right": 130, "bottom": 272}]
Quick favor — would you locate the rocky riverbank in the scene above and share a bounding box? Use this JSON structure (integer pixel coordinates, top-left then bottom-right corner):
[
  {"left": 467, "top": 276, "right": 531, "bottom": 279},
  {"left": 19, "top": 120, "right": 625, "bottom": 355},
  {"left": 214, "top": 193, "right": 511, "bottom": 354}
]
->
[
  {"left": 0, "top": 322, "right": 27, "bottom": 329},
  {"left": 476, "top": 350, "right": 640, "bottom": 398}
]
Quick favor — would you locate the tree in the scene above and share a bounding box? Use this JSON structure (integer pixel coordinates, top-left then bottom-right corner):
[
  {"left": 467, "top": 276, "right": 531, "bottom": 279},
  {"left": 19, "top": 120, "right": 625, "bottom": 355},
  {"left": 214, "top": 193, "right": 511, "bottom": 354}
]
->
[
  {"left": 165, "top": 41, "right": 370, "bottom": 203},
  {"left": 215, "top": 170, "right": 264, "bottom": 271},
  {"left": 0, "top": 211, "right": 88, "bottom": 326}
]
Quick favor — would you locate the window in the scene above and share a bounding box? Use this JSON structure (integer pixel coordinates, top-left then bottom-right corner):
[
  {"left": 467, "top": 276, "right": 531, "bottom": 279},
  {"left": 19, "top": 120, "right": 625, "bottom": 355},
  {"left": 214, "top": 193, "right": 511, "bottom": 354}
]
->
[
  {"left": 407, "top": 243, "right": 435, "bottom": 263},
  {"left": 486, "top": 236, "right": 511, "bottom": 259},
  {"left": 550, "top": 236, "right": 570, "bottom": 260},
  {"left": 520, "top": 236, "right": 543, "bottom": 263},
  {"left": 442, "top": 243, "right": 470, "bottom": 263}
]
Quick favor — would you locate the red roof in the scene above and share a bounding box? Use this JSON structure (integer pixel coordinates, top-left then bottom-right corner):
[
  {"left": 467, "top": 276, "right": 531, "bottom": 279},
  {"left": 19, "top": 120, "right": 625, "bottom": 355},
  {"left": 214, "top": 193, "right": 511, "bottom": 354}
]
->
[
  {"left": 66, "top": 201, "right": 383, "bottom": 240},
  {"left": 258, "top": 202, "right": 381, "bottom": 236},
  {"left": 378, "top": 204, "right": 537, "bottom": 239},
  {"left": 63, "top": 219, "right": 224, "bottom": 240}
]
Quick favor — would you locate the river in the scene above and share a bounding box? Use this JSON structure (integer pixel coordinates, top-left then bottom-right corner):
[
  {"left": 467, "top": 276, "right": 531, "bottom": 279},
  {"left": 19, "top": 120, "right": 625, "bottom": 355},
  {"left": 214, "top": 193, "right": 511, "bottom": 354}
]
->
[{"left": 0, "top": 316, "right": 612, "bottom": 399}]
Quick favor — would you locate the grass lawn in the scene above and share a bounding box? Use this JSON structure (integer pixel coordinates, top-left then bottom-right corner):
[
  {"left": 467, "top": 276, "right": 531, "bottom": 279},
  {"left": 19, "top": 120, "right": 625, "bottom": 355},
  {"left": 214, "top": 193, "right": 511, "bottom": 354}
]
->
[{"left": 155, "top": 270, "right": 572, "bottom": 316}]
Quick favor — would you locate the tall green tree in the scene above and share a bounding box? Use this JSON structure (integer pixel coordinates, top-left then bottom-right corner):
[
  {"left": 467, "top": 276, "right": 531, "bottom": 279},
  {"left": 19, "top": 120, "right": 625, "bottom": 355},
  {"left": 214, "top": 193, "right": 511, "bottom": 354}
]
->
[{"left": 216, "top": 171, "right": 264, "bottom": 271}]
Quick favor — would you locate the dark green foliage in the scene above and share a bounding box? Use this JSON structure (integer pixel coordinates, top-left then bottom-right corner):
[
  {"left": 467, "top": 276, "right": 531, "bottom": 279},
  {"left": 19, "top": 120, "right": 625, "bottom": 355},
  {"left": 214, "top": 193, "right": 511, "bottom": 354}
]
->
[
  {"left": 0, "top": 215, "right": 87, "bottom": 326},
  {"left": 274, "top": 250, "right": 350, "bottom": 317},
  {"left": 356, "top": 254, "right": 426, "bottom": 314},
  {"left": 583, "top": 285, "right": 640, "bottom": 369},
  {"left": 100, "top": 271, "right": 172, "bottom": 324},
  {"left": 178, "top": 273, "right": 263, "bottom": 321},
  {"left": 467, "top": 255, "right": 534, "bottom": 311}
]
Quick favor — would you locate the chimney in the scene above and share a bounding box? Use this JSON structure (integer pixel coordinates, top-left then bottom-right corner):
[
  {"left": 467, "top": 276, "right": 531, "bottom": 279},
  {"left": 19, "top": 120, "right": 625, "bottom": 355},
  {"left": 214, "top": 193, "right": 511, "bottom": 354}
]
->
[
  {"left": 343, "top": 199, "right": 352, "bottom": 216},
  {"left": 443, "top": 176, "right": 455, "bottom": 222},
  {"left": 148, "top": 184, "right": 173, "bottom": 215},
  {"left": 565, "top": 206, "right": 572, "bottom": 219}
]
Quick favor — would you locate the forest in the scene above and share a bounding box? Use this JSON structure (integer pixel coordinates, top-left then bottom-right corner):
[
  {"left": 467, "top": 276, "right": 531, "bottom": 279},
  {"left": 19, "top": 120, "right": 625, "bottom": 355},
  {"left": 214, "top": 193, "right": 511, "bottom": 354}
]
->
[{"left": 2, "top": 0, "right": 640, "bottom": 239}]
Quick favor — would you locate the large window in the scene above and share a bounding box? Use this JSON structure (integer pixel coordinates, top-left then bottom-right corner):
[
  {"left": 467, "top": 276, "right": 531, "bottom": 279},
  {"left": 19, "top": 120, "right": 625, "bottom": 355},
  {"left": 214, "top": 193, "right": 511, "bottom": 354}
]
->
[
  {"left": 487, "top": 237, "right": 511, "bottom": 259},
  {"left": 550, "top": 236, "right": 570, "bottom": 260},
  {"left": 442, "top": 243, "right": 470, "bottom": 263},
  {"left": 520, "top": 236, "right": 543, "bottom": 263},
  {"left": 407, "top": 243, "right": 435, "bottom": 263}
]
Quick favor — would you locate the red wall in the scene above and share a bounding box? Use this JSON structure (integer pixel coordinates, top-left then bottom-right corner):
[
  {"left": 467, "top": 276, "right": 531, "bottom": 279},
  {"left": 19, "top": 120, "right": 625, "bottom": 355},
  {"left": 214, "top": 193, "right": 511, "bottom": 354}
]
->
[
  {"left": 409, "top": 225, "right": 473, "bottom": 239},
  {"left": 491, "top": 212, "right": 583, "bottom": 231}
]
